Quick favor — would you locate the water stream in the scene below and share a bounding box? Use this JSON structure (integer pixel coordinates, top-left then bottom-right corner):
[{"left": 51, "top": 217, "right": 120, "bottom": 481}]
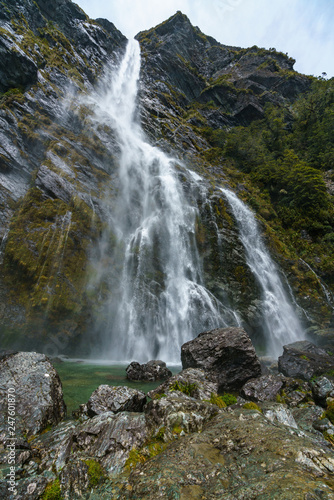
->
[{"left": 221, "top": 188, "right": 304, "bottom": 356}]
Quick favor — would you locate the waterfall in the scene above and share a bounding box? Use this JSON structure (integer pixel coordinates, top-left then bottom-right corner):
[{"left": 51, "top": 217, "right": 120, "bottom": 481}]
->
[
  {"left": 90, "top": 40, "right": 238, "bottom": 362},
  {"left": 221, "top": 188, "right": 304, "bottom": 356}
]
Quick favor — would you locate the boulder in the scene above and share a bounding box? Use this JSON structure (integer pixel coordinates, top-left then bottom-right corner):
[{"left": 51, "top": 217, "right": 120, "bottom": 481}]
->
[
  {"left": 240, "top": 374, "right": 284, "bottom": 402},
  {"left": 145, "top": 392, "right": 219, "bottom": 441},
  {"left": 126, "top": 360, "right": 172, "bottom": 382},
  {"left": 311, "top": 376, "right": 334, "bottom": 407},
  {"left": 147, "top": 368, "right": 218, "bottom": 401},
  {"left": 181, "top": 327, "right": 261, "bottom": 391},
  {"left": 278, "top": 341, "right": 334, "bottom": 381},
  {"left": 0, "top": 352, "right": 66, "bottom": 437},
  {"left": 86, "top": 385, "right": 146, "bottom": 417}
]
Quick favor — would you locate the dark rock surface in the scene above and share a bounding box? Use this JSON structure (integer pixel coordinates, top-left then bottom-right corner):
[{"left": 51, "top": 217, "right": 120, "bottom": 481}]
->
[
  {"left": 87, "top": 385, "right": 146, "bottom": 417},
  {"left": 147, "top": 367, "right": 218, "bottom": 401},
  {"left": 240, "top": 374, "right": 284, "bottom": 402},
  {"left": 0, "top": 352, "right": 66, "bottom": 437},
  {"left": 126, "top": 360, "right": 172, "bottom": 381},
  {"left": 278, "top": 341, "right": 334, "bottom": 381},
  {"left": 181, "top": 327, "right": 262, "bottom": 391}
]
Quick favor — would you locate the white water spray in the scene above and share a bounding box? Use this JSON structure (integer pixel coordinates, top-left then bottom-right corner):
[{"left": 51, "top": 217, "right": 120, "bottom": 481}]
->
[
  {"left": 90, "top": 40, "right": 238, "bottom": 362},
  {"left": 221, "top": 188, "right": 304, "bottom": 356}
]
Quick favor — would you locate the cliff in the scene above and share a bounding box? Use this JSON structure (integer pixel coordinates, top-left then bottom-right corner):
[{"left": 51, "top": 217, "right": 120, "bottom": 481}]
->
[{"left": 0, "top": 3, "right": 333, "bottom": 353}]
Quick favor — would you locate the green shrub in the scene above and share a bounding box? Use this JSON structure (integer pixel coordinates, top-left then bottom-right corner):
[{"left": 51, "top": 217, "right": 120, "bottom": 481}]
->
[
  {"left": 206, "top": 392, "right": 227, "bottom": 408},
  {"left": 169, "top": 380, "right": 198, "bottom": 397},
  {"left": 220, "top": 393, "right": 237, "bottom": 406}
]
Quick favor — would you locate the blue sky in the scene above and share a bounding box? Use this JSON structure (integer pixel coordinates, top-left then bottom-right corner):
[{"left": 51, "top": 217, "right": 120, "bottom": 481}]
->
[{"left": 75, "top": 0, "right": 334, "bottom": 78}]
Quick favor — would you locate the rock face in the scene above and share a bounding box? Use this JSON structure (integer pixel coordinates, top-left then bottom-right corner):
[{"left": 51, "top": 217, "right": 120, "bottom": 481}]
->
[
  {"left": 86, "top": 385, "right": 146, "bottom": 417},
  {"left": 0, "top": 352, "right": 66, "bottom": 437},
  {"left": 278, "top": 341, "right": 334, "bottom": 381},
  {"left": 181, "top": 327, "right": 262, "bottom": 391},
  {"left": 126, "top": 360, "right": 172, "bottom": 381}
]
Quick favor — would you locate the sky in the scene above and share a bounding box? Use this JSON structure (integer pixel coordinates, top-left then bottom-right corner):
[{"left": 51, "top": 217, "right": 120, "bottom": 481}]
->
[{"left": 74, "top": 0, "right": 334, "bottom": 78}]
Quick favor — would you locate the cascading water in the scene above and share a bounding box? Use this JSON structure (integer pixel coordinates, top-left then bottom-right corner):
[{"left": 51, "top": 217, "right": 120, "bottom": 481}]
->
[
  {"left": 90, "top": 40, "right": 238, "bottom": 362},
  {"left": 221, "top": 188, "right": 304, "bottom": 356}
]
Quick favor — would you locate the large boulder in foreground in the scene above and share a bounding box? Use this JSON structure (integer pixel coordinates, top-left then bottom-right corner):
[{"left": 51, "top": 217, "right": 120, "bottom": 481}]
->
[
  {"left": 87, "top": 385, "right": 146, "bottom": 417},
  {"left": 181, "top": 327, "right": 261, "bottom": 391},
  {"left": 278, "top": 341, "right": 334, "bottom": 381},
  {"left": 126, "top": 360, "right": 172, "bottom": 381},
  {"left": 0, "top": 352, "right": 66, "bottom": 437}
]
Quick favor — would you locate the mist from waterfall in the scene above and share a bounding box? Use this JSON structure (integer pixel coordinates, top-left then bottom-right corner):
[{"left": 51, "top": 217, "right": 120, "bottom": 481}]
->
[
  {"left": 88, "top": 40, "right": 238, "bottom": 362},
  {"left": 221, "top": 188, "right": 304, "bottom": 357}
]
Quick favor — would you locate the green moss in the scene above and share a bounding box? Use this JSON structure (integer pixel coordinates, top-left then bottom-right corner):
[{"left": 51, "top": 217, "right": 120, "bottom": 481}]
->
[
  {"left": 243, "top": 402, "right": 262, "bottom": 412},
  {"left": 169, "top": 380, "right": 198, "bottom": 397},
  {"left": 324, "top": 400, "right": 334, "bottom": 425},
  {"left": 85, "top": 459, "right": 106, "bottom": 488},
  {"left": 41, "top": 479, "right": 63, "bottom": 500},
  {"left": 124, "top": 448, "right": 146, "bottom": 471},
  {"left": 3, "top": 187, "right": 101, "bottom": 326}
]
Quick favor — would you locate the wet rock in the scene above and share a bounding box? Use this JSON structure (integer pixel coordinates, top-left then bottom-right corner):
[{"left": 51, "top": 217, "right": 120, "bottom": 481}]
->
[
  {"left": 126, "top": 360, "right": 172, "bottom": 381},
  {"left": 72, "top": 411, "right": 149, "bottom": 475},
  {"left": 181, "top": 327, "right": 261, "bottom": 391},
  {"left": 31, "top": 420, "right": 77, "bottom": 473},
  {"left": 311, "top": 376, "right": 334, "bottom": 407},
  {"left": 278, "top": 341, "right": 334, "bottom": 381},
  {"left": 0, "top": 352, "right": 66, "bottom": 437},
  {"left": 86, "top": 385, "right": 146, "bottom": 417},
  {"left": 145, "top": 392, "right": 219, "bottom": 440},
  {"left": 147, "top": 367, "right": 218, "bottom": 401},
  {"left": 292, "top": 406, "right": 325, "bottom": 435},
  {"left": 240, "top": 374, "right": 284, "bottom": 402},
  {"left": 262, "top": 403, "right": 298, "bottom": 429},
  {"left": 119, "top": 408, "right": 334, "bottom": 499}
]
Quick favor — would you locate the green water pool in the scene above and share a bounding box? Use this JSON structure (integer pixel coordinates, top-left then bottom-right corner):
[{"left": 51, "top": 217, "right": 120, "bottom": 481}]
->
[{"left": 54, "top": 361, "right": 181, "bottom": 416}]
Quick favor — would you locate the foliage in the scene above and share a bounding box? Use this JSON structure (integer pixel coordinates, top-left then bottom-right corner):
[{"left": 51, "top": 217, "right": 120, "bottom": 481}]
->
[
  {"left": 41, "top": 480, "right": 63, "bottom": 500},
  {"left": 220, "top": 393, "right": 237, "bottom": 406},
  {"left": 169, "top": 380, "right": 198, "bottom": 397},
  {"left": 206, "top": 392, "right": 227, "bottom": 408}
]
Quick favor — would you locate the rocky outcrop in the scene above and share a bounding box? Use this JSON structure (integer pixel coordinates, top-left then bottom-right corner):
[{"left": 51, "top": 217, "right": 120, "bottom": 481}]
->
[
  {"left": 86, "top": 385, "right": 146, "bottom": 417},
  {"left": 0, "top": 352, "right": 66, "bottom": 437},
  {"left": 119, "top": 408, "right": 334, "bottom": 499},
  {"left": 126, "top": 360, "right": 172, "bottom": 381},
  {"left": 181, "top": 327, "right": 262, "bottom": 391},
  {"left": 278, "top": 341, "right": 334, "bottom": 381}
]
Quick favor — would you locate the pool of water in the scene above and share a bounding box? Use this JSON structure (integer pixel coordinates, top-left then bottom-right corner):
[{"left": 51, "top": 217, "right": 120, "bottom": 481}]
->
[{"left": 54, "top": 360, "right": 181, "bottom": 416}]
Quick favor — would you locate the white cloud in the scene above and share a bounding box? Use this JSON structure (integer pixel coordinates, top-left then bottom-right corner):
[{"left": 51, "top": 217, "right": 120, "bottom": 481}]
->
[{"left": 74, "top": 0, "right": 334, "bottom": 77}]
